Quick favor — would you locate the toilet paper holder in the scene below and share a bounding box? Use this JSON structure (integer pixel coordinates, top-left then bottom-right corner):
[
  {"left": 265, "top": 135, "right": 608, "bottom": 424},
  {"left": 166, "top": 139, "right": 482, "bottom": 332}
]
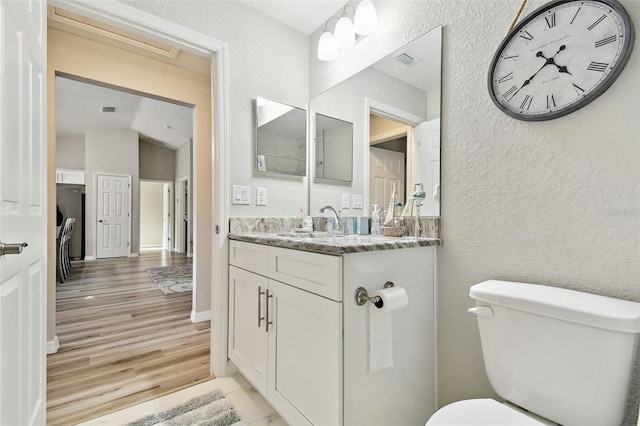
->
[{"left": 355, "top": 281, "right": 395, "bottom": 307}]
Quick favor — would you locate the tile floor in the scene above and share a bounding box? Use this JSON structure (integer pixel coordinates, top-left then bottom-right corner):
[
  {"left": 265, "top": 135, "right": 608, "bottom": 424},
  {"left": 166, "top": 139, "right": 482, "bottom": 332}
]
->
[{"left": 77, "top": 374, "right": 287, "bottom": 425}]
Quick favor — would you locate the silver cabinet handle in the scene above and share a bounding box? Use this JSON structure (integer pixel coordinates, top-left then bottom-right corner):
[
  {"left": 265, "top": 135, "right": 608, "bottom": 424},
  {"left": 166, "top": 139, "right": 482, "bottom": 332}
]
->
[
  {"left": 0, "top": 242, "right": 28, "bottom": 256},
  {"left": 258, "top": 286, "right": 265, "bottom": 327},
  {"left": 265, "top": 289, "right": 273, "bottom": 332}
]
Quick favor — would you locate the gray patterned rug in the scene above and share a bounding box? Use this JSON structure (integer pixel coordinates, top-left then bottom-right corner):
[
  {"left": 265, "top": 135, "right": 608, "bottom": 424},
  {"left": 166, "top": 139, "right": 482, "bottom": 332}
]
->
[
  {"left": 126, "top": 389, "right": 244, "bottom": 426},
  {"left": 146, "top": 265, "right": 193, "bottom": 295}
]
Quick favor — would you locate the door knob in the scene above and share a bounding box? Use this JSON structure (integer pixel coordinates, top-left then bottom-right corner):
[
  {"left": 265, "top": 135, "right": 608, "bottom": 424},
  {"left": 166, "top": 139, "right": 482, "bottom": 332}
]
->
[{"left": 0, "top": 242, "right": 28, "bottom": 256}]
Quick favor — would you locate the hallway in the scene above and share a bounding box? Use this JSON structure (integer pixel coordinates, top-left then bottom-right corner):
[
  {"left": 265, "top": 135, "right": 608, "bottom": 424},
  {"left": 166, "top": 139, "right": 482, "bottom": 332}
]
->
[{"left": 47, "top": 251, "right": 211, "bottom": 425}]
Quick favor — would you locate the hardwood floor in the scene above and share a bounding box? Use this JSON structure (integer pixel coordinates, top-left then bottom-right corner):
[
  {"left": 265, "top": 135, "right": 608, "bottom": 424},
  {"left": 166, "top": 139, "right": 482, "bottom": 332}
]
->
[{"left": 47, "top": 250, "right": 213, "bottom": 426}]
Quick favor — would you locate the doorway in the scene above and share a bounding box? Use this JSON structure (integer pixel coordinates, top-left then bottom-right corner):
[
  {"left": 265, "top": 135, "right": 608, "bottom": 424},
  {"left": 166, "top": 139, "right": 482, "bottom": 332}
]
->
[
  {"left": 140, "top": 180, "right": 173, "bottom": 251},
  {"left": 47, "top": 0, "right": 230, "bottom": 419}
]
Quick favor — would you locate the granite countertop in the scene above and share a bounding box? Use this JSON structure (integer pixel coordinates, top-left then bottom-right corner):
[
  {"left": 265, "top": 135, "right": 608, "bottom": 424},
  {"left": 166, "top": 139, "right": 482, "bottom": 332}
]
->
[{"left": 228, "top": 231, "right": 441, "bottom": 256}]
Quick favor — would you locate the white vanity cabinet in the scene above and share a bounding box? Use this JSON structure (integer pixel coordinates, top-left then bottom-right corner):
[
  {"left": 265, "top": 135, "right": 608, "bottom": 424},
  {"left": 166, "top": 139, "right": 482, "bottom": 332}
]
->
[
  {"left": 229, "top": 238, "right": 436, "bottom": 426},
  {"left": 229, "top": 241, "right": 342, "bottom": 426}
]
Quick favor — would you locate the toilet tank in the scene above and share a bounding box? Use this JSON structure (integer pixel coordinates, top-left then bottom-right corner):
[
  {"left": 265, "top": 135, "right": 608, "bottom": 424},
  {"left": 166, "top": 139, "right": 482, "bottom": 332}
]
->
[{"left": 469, "top": 280, "right": 640, "bottom": 426}]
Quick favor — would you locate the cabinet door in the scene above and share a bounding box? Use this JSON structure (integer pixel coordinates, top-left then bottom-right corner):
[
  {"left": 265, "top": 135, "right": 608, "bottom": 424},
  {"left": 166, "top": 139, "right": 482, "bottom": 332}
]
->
[
  {"left": 228, "top": 266, "right": 268, "bottom": 394},
  {"left": 267, "top": 279, "right": 342, "bottom": 426}
]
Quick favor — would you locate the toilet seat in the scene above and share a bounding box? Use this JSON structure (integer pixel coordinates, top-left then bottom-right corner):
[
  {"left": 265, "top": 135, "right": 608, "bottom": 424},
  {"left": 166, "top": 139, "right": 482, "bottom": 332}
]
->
[{"left": 426, "top": 399, "right": 547, "bottom": 425}]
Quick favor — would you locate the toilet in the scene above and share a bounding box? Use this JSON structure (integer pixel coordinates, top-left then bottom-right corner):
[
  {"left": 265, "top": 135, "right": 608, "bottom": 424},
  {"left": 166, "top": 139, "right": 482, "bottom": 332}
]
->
[{"left": 427, "top": 280, "right": 640, "bottom": 426}]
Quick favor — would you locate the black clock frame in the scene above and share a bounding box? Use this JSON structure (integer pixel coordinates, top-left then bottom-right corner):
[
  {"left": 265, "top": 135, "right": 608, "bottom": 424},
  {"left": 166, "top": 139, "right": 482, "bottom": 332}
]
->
[{"left": 487, "top": 0, "right": 635, "bottom": 121}]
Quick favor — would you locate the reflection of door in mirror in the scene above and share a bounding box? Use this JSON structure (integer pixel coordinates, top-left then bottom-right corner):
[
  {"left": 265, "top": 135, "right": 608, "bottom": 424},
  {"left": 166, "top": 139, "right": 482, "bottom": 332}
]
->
[{"left": 412, "top": 120, "right": 440, "bottom": 216}]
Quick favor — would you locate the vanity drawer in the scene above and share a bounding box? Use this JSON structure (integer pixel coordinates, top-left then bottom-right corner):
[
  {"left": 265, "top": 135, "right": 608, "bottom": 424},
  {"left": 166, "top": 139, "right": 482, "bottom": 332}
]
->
[
  {"left": 229, "top": 240, "right": 269, "bottom": 276},
  {"left": 269, "top": 247, "right": 342, "bottom": 301}
]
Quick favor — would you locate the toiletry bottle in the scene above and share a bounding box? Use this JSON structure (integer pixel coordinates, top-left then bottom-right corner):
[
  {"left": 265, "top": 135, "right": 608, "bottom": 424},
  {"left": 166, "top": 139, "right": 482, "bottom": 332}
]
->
[{"left": 371, "top": 204, "right": 381, "bottom": 236}]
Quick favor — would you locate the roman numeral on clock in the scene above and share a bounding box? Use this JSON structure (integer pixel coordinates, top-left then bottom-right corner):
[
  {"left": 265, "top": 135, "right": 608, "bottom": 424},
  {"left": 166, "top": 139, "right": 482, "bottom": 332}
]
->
[
  {"left": 519, "top": 31, "right": 534, "bottom": 42},
  {"left": 595, "top": 35, "right": 617, "bottom": 48},
  {"left": 587, "top": 61, "right": 609, "bottom": 72},
  {"left": 502, "top": 54, "right": 519, "bottom": 61},
  {"left": 503, "top": 85, "right": 518, "bottom": 100},
  {"left": 570, "top": 7, "right": 581, "bottom": 24},
  {"left": 545, "top": 13, "right": 556, "bottom": 28},
  {"left": 546, "top": 94, "right": 556, "bottom": 109},
  {"left": 520, "top": 95, "right": 533, "bottom": 110},
  {"left": 572, "top": 83, "right": 585, "bottom": 95},
  {"left": 498, "top": 72, "right": 514, "bottom": 83},
  {"left": 588, "top": 14, "right": 606, "bottom": 30}
]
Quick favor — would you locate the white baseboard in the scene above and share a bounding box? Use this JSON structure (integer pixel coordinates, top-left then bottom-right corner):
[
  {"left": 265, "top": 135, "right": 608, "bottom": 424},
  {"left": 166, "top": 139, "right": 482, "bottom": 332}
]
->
[
  {"left": 47, "top": 335, "right": 60, "bottom": 354},
  {"left": 190, "top": 310, "right": 211, "bottom": 323},
  {"left": 84, "top": 256, "right": 95, "bottom": 261},
  {"left": 130, "top": 252, "right": 139, "bottom": 257}
]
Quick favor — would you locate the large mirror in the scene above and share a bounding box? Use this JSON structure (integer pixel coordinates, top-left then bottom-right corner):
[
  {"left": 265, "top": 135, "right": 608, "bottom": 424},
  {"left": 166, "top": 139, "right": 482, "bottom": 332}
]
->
[
  {"left": 256, "top": 96, "right": 307, "bottom": 176},
  {"left": 309, "top": 26, "right": 442, "bottom": 216},
  {"left": 315, "top": 113, "right": 353, "bottom": 182}
]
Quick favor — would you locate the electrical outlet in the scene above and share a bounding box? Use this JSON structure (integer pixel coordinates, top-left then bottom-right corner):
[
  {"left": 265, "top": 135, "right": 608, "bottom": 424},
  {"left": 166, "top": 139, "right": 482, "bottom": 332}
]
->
[
  {"left": 342, "top": 194, "right": 350, "bottom": 209},
  {"left": 256, "top": 187, "right": 267, "bottom": 206},
  {"left": 352, "top": 194, "right": 363, "bottom": 209},
  {"left": 232, "top": 185, "right": 250, "bottom": 205}
]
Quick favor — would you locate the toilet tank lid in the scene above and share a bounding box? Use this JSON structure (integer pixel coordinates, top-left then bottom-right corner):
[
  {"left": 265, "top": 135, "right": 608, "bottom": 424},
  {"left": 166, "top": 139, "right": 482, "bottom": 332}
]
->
[{"left": 470, "top": 280, "right": 640, "bottom": 333}]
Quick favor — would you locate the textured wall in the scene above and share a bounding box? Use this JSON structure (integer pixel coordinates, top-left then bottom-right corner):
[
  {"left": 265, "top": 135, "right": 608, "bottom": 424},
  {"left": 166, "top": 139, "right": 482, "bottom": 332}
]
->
[
  {"left": 311, "top": 0, "right": 640, "bottom": 423},
  {"left": 122, "top": 0, "right": 310, "bottom": 218}
]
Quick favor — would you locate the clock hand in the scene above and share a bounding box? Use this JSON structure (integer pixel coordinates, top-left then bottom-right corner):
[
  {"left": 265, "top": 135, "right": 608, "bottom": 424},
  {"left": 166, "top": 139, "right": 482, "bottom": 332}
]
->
[
  {"left": 537, "top": 45, "right": 572, "bottom": 75},
  {"left": 507, "top": 46, "right": 567, "bottom": 101}
]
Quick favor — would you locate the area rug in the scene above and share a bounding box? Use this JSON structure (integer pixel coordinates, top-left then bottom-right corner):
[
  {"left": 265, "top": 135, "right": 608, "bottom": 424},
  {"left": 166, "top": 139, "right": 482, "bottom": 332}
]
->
[
  {"left": 146, "top": 265, "right": 193, "bottom": 295},
  {"left": 126, "top": 389, "right": 244, "bottom": 426}
]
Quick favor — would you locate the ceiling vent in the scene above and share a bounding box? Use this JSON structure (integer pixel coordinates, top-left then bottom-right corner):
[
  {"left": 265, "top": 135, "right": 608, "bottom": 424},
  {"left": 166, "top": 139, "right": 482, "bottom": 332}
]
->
[
  {"left": 394, "top": 52, "right": 423, "bottom": 67},
  {"left": 102, "top": 106, "right": 117, "bottom": 113}
]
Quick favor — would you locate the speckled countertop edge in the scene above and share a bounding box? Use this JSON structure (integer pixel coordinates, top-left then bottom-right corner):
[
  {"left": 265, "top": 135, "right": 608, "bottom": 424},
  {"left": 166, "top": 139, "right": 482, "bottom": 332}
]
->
[{"left": 228, "top": 232, "right": 441, "bottom": 256}]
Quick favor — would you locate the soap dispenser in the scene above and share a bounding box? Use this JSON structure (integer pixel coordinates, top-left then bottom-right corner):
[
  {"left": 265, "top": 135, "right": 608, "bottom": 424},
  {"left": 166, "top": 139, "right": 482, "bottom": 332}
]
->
[{"left": 371, "top": 204, "right": 381, "bottom": 236}]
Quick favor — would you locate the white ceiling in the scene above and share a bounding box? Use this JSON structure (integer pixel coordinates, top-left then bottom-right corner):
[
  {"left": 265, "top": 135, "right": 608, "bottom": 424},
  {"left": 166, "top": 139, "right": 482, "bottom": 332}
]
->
[
  {"left": 56, "top": 77, "right": 194, "bottom": 150},
  {"left": 238, "top": 0, "right": 349, "bottom": 35}
]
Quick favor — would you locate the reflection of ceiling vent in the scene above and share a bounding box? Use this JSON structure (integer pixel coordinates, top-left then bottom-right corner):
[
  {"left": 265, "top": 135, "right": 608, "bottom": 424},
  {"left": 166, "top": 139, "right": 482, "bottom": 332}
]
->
[
  {"left": 394, "top": 52, "right": 423, "bottom": 66},
  {"left": 139, "top": 132, "right": 174, "bottom": 150},
  {"left": 102, "top": 106, "right": 117, "bottom": 113}
]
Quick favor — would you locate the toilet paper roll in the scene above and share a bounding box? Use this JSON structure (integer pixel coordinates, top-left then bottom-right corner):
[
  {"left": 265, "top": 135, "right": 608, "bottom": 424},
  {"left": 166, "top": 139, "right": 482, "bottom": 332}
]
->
[
  {"left": 371, "top": 286, "right": 409, "bottom": 312},
  {"left": 369, "top": 286, "right": 408, "bottom": 373}
]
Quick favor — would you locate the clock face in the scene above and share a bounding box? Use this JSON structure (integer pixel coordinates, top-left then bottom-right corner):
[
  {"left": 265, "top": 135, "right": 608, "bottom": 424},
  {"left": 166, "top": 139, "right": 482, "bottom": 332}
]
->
[{"left": 488, "top": 0, "right": 634, "bottom": 121}]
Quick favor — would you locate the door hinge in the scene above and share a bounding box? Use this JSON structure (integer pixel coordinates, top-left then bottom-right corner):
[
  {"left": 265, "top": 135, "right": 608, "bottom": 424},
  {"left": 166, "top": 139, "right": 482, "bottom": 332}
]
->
[{"left": 215, "top": 225, "right": 219, "bottom": 234}]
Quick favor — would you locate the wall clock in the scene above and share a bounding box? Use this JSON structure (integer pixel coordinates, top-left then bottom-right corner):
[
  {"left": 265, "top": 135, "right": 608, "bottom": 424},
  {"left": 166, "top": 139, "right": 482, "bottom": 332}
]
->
[{"left": 488, "top": 0, "right": 634, "bottom": 121}]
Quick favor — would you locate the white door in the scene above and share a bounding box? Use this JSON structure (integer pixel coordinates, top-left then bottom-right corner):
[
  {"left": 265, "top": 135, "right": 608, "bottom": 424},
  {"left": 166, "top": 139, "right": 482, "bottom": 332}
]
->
[
  {"left": 96, "top": 174, "right": 130, "bottom": 258},
  {"left": 413, "top": 119, "right": 440, "bottom": 216},
  {"left": 369, "top": 146, "right": 405, "bottom": 210},
  {"left": 0, "top": 0, "right": 47, "bottom": 424}
]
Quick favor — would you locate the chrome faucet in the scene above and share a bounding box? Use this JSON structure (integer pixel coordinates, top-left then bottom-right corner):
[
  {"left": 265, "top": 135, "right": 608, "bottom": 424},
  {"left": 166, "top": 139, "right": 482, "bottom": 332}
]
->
[{"left": 319, "top": 205, "right": 341, "bottom": 232}]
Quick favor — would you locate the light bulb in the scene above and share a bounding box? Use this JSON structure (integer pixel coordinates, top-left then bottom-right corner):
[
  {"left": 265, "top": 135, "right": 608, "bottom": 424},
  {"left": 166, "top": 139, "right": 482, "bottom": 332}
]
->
[
  {"left": 354, "top": 0, "right": 378, "bottom": 35},
  {"left": 317, "top": 31, "right": 339, "bottom": 61},
  {"left": 334, "top": 16, "right": 355, "bottom": 48}
]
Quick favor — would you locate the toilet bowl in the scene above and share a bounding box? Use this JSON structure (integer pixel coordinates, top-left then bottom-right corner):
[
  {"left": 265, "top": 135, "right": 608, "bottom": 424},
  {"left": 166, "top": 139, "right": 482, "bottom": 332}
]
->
[
  {"left": 426, "top": 399, "right": 555, "bottom": 425},
  {"left": 426, "top": 280, "right": 640, "bottom": 426}
]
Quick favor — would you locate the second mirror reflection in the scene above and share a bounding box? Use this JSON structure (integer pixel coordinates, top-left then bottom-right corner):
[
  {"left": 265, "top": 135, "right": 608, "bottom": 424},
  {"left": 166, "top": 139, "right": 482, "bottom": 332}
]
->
[{"left": 315, "top": 114, "right": 353, "bottom": 182}]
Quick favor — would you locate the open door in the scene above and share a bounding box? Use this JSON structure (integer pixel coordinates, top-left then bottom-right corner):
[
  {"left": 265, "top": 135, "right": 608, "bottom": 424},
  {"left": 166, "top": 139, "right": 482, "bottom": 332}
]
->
[
  {"left": 0, "top": 0, "right": 47, "bottom": 424},
  {"left": 412, "top": 119, "right": 440, "bottom": 216}
]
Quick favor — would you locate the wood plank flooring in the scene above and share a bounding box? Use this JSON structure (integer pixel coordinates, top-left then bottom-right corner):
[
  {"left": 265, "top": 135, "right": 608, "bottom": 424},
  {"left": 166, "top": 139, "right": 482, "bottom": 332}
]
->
[{"left": 47, "top": 251, "right": 213, "bottom": 426}]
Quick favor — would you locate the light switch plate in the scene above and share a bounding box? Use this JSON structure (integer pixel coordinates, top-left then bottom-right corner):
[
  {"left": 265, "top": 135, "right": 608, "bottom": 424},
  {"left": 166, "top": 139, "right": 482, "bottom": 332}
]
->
[
  {"left": 352, "top": 194, "right": 363, "bottom": 209},
  {"left": 342, "top": 194, "right": 350, "bottom": 209},
  {"left": 256, "top": 187, "right": 267, "bottom": 206},
  {"left": 232, "top": 185, "right": 250, "bottom": 205}
]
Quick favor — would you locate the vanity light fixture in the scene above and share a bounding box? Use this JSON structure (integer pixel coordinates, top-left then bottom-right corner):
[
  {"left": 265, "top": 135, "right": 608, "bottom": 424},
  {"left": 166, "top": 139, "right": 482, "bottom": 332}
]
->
[
  {"left": 317, "top": 0, "right": 378, "bottom": 62},
  {"left": 354, "top": 0, "right": 377, "bottom": 35},
  {"left": 317, "top": 30, "right": 339, "bottom": 61},
  {"left": 334, "top": 15, "right": 355, "bottom": 48}
]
